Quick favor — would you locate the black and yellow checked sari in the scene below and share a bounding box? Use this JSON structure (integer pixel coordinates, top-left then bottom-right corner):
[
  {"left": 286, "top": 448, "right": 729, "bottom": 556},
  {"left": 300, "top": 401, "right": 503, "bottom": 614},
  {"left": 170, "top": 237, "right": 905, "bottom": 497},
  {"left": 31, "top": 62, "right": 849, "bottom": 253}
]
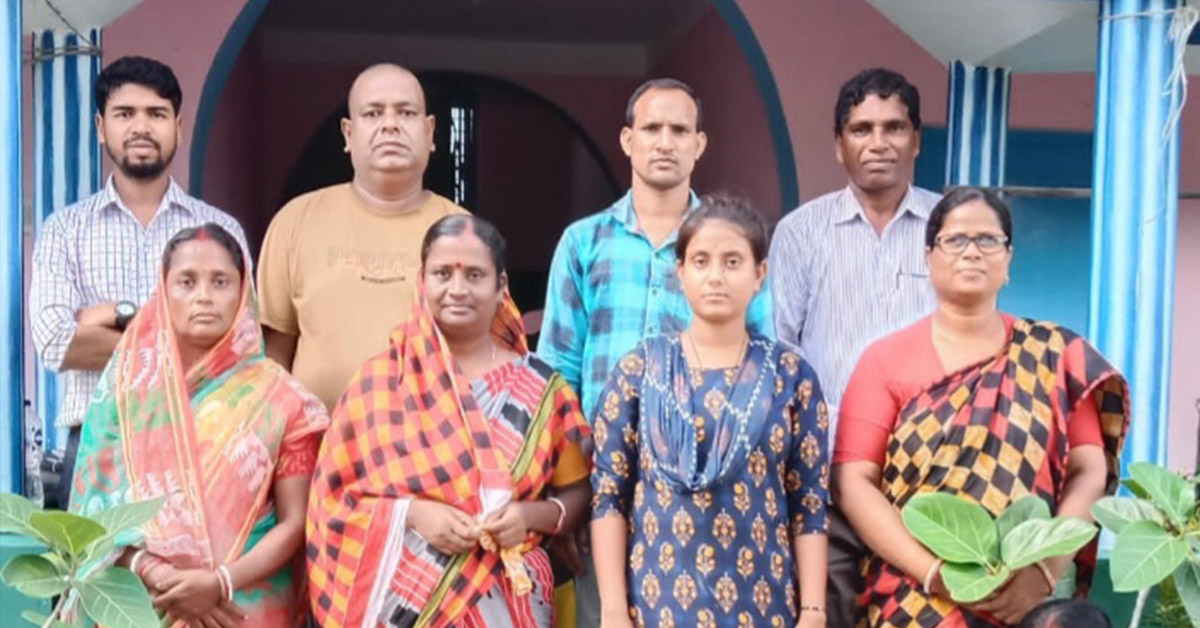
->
[{"left": 862, "top": 319, "right": 1129, "bottom": 628}]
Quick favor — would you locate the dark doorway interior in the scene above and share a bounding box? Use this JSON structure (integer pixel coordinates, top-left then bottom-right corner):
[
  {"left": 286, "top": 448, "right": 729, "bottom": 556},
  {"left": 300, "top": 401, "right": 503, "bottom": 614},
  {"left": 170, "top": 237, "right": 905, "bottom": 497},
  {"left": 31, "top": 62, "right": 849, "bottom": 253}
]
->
[{"left": 280, "top": 71, "right": 622, "bottom": 315}]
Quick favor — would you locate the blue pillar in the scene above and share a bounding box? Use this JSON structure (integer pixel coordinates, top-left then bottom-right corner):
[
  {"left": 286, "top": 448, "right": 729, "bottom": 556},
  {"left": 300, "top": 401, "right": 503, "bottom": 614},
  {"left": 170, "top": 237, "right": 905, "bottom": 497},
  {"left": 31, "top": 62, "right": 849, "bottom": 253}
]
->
[
  {"left": 1089, "top": 0, "right": 1183, "bottom": 468},
  {"left": 32, "top": 30, "right": 102, "bottom": 453},
  {"left": 945, "top": 60, "right": 1012, "bottom": 187},
  {"left": 1, "top": 0, "right": 24, "bottom": 494}
]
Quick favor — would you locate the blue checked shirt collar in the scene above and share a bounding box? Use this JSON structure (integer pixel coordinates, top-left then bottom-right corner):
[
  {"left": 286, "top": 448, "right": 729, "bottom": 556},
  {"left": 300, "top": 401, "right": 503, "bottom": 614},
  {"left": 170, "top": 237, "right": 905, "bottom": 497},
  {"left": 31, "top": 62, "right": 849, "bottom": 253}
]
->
[{"left": 608, "top": 188, "right": 703, "bottom": 246}]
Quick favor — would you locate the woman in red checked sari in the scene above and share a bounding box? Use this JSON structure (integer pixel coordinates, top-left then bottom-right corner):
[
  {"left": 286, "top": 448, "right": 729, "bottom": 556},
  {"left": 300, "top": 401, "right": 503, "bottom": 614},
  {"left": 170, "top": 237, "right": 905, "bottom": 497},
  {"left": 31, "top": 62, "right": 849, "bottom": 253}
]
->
[
  {"left": 71, "top": 223, "right": 330, "bottom": 628},
  {"left": 307, "top": 215, "right": 592, "bottom": 628},
  {"left": 833, "top": 188, "right": 1130, "bottom": 628}
]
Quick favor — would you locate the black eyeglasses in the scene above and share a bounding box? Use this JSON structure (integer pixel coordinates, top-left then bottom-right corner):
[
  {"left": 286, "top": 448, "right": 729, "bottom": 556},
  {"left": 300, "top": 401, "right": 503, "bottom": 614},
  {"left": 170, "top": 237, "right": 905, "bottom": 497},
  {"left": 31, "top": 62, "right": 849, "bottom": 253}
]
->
[{"left": 933, "top": 233, "right": 1009, "bottom": 255}]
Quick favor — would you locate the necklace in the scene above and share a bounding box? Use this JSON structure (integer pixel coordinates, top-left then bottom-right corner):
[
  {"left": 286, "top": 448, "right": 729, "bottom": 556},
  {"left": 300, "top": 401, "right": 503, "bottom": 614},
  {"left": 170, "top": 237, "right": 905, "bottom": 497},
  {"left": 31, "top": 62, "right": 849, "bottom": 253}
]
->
[
  {"left": 685, "top": 330, "right": 749, "bottom": 371},
  {"left": 680, "top": 330, "right": 757, "bottom": 423},
  {"left": 638, "top": 334, "right": 778, "bottom": 491}
]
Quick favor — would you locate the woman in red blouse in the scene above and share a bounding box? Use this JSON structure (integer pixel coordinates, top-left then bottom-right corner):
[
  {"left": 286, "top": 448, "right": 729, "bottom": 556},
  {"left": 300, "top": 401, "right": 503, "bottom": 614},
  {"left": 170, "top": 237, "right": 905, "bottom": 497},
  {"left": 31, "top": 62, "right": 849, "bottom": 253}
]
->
[{"left": 833, "top": 187, "right": 1129, "bottom": 628}]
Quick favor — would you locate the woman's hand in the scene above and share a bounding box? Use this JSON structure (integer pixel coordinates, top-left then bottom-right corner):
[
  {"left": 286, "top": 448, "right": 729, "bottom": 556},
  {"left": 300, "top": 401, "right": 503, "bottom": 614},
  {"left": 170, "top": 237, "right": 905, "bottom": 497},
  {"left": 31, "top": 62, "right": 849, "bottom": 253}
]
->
[
  {"left": 139, "top": 559, "right": 179, "bottom": 598},
  {"left": 152, "top": 568, "right": 223, "bottom": 619},
  {"left": 173, "top": 599, "right": 247, "bottom": 628},
  {"left": 408, "top": 499, "right": 480, "bottom": 555},
  {"left": 796, "top": 609, "right": 826, "bottom": 628},
  {"left": 479, "top": 503, "right": 529, "bottom": 549},
  {"left": 546, "top": 532, "right": 585, "bottom": 577},
  {"left": 968, "top": 565, "right": 1050, "bottom": 625}
]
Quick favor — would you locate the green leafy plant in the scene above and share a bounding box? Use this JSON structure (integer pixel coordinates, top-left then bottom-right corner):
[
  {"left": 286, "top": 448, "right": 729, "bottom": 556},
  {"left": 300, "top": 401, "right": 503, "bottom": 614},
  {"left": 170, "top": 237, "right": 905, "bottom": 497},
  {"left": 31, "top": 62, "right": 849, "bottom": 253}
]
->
[
  {"left": 0, "top": 492, "right": 165, "bottom": 628},
  {"left": 902, "top": 493, "right": 1097, "bottom": 603},
  {"left": 1092, "top": 461, "right": 1200, "bottom": 628}
]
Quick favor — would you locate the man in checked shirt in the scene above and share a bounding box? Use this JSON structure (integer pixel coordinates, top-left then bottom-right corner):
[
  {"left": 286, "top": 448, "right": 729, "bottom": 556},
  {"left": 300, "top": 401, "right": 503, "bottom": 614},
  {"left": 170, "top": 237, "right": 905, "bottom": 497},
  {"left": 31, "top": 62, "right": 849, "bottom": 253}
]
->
[
  {"left": 538, "top": 77, "right": 773, "bottom": 628},
  {"left": 28, "top": 56, "right": 248, "bottom": 509},
  {"left": 769, "top": 67, "right": 939, "bottom": 628}
]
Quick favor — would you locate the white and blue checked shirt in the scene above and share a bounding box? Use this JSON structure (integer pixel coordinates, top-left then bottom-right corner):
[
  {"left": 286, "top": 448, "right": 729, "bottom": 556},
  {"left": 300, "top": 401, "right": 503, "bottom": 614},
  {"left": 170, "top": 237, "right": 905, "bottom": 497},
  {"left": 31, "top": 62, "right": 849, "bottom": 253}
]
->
[
  {"left": 769, "top": 185, "right": 940, "bottom": 436},
  {"left": 538, "top": 189, "right": 773, "bottom": 420},
  {"left": 29, "top": 176, "right": 249, "bottom": 427}
]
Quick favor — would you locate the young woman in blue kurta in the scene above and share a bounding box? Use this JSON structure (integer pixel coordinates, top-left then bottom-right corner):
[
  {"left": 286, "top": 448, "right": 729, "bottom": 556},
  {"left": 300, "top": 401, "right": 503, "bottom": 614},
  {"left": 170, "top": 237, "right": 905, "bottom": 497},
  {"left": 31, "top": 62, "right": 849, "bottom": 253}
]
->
[{"left": 590, "top": 194, "right": 830, "bottom": 628}]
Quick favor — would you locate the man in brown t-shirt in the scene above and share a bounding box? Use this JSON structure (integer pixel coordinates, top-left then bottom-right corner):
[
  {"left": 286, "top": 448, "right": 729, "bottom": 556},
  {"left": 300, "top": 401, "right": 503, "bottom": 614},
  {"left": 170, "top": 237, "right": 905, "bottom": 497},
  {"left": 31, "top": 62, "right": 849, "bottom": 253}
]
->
[{"left": 258, "top": 63, "right": 467, "bottom": 409}]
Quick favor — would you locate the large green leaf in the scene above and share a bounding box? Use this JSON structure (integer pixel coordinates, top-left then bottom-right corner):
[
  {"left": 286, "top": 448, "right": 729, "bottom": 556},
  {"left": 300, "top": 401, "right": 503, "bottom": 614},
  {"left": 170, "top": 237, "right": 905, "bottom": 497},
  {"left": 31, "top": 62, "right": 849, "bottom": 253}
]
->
[
  {"left": 1123, "top": 478, "right": 1152, "bottom": 500},
  {"left": 1092, "top": 496, "right": 1167, "bottom": 534},
  {"left": 0, "top": 554, "right": 69, "bottom": 598},
  {"left": 1129, "top": 462, "right": 1195, "bottom": 525},
  {"left": 996, "top": 496, "right": 1051, "bottom": 542},
  {"left": 27, "top": 511, "right": 106, "bottom": 558},
  {"left": 941, "top": 561, "right": 1011, "bottom": 603},
  {"left": 85, "top": 535, "right": 118, "bottom": 566},
  {"left": 1000, "top": 517, "right": 1097, "bottom": 570},
  {"left": 84, "top": 498, "right": 164, "bottom": 563},
  {"left": 77, "top": 566, "right": 160, "bottom": 628},
  {"left": 902, "top": 493, "right": 1000, "bottom": 565},
  {"left": 0, "top": 492, "right": 37, "bottom": 537},
  {"left": 93, "top": 497, "right": 165, "bottom": 537},
  {"left": 1174, "top": 558, "right": 1200, "bottom": 628},
  {"left": 1110, "top": 520, "right": 1190, "bottom": 592}
]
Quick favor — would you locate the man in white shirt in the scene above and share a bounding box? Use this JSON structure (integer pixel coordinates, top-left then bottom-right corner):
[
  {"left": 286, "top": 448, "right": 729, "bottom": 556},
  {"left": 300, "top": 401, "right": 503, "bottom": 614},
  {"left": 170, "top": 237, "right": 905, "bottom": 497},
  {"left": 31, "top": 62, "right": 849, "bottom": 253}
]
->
[{"left": 29, "top": 55, "right": 248, "bottom": 509}]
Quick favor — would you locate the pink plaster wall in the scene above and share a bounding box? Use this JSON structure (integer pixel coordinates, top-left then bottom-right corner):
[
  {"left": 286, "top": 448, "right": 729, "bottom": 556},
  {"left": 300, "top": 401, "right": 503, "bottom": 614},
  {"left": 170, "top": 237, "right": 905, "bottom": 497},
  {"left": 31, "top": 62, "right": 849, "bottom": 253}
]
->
[
  {"left": 103, "top": 0, "right": 254, "bottom": 220},
  {"left": 1171, "top": 201, "right": 1200, "bottom": 472},
  {"left": 36, "top": 0, "right": 1200, "bottom": 468},
  {"left": 653, "top": 9, "right": 781, "bottom": 216},
  {"left": 203, "top": 35, "right": 266, "bottom": 244},
  {"left": 734, "top": 0, "right": 947, "bottom": 199}
]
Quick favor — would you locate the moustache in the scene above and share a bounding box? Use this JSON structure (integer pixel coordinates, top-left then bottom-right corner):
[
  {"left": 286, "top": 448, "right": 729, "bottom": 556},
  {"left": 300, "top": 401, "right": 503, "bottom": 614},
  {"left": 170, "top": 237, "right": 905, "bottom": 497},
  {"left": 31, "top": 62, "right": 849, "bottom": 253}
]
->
[{"left": 124, "top": 137, "right": 161, "bottom": 149}]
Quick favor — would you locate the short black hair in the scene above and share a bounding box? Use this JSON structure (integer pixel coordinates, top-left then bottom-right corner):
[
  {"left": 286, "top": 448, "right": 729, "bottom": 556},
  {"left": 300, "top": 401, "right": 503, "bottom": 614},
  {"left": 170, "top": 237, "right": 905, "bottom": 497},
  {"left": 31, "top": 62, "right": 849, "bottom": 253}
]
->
[
  {"left": 95, "top": 56, "right": 183, "bottom": 115},
  {"left": 421, "top": 215, "right": 507, "bottom": 283},
  {"left": 162, "top": 223, "right": 246, "bottom": 279},
  {"left": 1018, "top": 599, "right": 1112, "bottom": 628},
  {"left": 676, "top": 192, "right": 770, "bottom": 264},
  {"left": 925, "top": 186, "right": 1013, "bottom": 249},
  {"left": 625, "top": 78, "right": 704, "bottom": 131},
  {"left": 834, "top": 67, "right": 920, "bottom": 136}
]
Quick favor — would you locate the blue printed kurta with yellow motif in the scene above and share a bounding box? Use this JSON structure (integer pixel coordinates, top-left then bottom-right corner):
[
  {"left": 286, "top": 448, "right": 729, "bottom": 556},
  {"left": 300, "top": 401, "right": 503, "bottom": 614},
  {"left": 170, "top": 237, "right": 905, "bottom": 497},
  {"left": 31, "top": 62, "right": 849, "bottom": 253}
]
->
[{"left": 591, "top": 336, "right": 830, "bottom": 628}]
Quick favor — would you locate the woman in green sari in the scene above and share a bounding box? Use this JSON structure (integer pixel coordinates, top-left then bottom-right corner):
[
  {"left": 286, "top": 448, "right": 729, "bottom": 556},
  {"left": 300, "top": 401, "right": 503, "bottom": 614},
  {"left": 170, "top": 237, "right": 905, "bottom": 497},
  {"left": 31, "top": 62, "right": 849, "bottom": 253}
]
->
[{"left": 71, "top": 223, "right": 329, "bottom": 627}]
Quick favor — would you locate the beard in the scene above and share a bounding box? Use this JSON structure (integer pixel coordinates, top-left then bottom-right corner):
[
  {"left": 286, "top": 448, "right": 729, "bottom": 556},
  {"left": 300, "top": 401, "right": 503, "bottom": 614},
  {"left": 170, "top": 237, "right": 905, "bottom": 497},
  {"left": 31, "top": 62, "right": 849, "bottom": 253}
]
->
[{"left": 107, "top": 140, "right": 175, "bottom": 180}]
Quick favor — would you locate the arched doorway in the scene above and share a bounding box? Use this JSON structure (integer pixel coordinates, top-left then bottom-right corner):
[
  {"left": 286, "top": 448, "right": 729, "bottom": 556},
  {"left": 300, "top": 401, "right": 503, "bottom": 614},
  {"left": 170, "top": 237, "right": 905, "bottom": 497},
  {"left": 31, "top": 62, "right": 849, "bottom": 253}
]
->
[{"left": 192, "top": 0, "right": 794, "bottom": 312}]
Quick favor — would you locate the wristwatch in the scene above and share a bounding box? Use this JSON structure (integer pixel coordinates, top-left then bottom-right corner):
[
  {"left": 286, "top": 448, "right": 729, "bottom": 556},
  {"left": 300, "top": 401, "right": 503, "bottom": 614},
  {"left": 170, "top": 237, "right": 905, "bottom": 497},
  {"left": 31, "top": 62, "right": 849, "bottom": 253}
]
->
[{"left": 114, "top": 301, "right": 138, "bottom": 331}]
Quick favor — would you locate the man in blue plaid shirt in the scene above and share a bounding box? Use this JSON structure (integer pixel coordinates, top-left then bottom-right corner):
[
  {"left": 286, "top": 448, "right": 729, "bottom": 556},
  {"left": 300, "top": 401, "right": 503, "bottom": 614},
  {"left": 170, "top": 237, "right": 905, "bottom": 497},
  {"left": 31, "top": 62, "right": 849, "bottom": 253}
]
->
[
  {"left": 538, "top": 77, "right": 774, "bottom": 627},
  {"left": 538, "top": 79, "right": 772, "bottom": 427}
]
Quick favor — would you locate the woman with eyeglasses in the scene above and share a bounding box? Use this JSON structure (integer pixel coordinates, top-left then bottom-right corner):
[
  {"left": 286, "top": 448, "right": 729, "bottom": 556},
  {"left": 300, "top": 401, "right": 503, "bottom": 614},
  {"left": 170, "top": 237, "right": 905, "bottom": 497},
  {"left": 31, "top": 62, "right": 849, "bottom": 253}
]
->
[{"left": 832, "top": 187, "right": 1130, "bottom": 628}]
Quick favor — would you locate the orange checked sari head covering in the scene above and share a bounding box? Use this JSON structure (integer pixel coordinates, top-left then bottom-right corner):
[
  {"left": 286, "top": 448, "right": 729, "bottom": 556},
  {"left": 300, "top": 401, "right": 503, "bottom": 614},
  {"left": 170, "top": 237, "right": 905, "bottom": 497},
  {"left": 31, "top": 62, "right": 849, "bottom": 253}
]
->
[{"left": 308, "top": 282, "right": 589, "bottom": 628}]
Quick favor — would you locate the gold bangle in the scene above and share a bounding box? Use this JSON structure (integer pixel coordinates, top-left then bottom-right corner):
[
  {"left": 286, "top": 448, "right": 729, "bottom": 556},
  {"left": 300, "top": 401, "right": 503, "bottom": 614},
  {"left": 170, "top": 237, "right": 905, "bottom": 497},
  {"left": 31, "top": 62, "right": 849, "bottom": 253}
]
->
[{"left": 1035, "top": 560, "right": 1057, "bottom": 595}]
